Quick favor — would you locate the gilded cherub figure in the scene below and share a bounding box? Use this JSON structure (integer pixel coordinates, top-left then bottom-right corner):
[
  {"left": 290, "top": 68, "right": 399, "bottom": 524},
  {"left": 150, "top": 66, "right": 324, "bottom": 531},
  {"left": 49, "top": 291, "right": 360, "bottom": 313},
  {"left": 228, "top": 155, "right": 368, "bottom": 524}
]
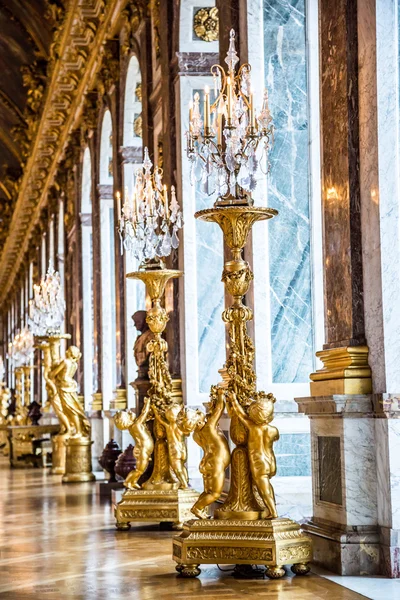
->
[
  {"left": 227, "top": 390, "right": 279, "bottom": 519},
  {"left": 50, "top": 346, "right": 90, "bottom": 439},
  {"left": 191, "top": 386, "right": 231, "bottom": 519},
  {"left": 114, "top": 398, "right": 154, "bottom": 489},
  {"left": 152, "top": 403, "right": 190, "bottom": 489},
  {"left": 37, "top": 340, "right": 70, "bottom": 435}
]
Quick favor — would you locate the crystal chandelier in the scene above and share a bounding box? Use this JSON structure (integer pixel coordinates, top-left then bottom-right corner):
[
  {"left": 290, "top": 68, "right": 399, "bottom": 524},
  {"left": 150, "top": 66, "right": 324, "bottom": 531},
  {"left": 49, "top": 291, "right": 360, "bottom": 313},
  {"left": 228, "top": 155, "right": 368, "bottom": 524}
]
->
[
  {"left": 11, "top": 328, "right": 34, "bottom": 366},
  {"left": 187, "top": 29, "right": 273, "bottom": 205},
  {"left": 118, "top": 147, "right": 183, "bottom": 265},
  {"left": 28, "top": 264, "right": 65, "bottom": 336}
]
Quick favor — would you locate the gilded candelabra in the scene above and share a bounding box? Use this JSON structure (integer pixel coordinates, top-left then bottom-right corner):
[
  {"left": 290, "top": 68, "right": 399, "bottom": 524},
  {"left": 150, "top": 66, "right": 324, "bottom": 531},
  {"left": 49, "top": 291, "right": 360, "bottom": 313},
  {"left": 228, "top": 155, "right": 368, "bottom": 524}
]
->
[
  {"left": 30, "top": 264, "right": 94, "bottom": 482},
  {"left": 35, "top": 333, "right": 71, "bottom": 474},
  {"left": 114, "top": 155, "right": 198, "bottom": 529},
  {"left": 172, "top": 31, "right": 312, "bottom": 579},
  {"left": 7, "top": 329, "right": 34, "bottom": 426},
  {"left": 114, "top": 266, "right": 200, "bottom": 529}
]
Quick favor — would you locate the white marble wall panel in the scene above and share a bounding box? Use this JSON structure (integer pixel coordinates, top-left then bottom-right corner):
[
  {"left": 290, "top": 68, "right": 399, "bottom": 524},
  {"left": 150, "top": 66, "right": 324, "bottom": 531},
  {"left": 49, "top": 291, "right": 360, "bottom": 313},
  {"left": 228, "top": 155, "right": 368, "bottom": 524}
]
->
[
  {"left": 310, "top": 416, "right": 378, "bottom": 526},
  {"left": 376, "top": 0, "right": 400, "bottom": 393},
  {"left": 388, "top": 420, "right": 400, "bottom": 530},
  {"left": 376, "top": 418, "right": 391, "bottom": 528},
  {"left": 179, "top": 0, "right": 218, "bottom": 53},
  {"left": 343, "top": 418, "right": 378, "bottom": 525}
]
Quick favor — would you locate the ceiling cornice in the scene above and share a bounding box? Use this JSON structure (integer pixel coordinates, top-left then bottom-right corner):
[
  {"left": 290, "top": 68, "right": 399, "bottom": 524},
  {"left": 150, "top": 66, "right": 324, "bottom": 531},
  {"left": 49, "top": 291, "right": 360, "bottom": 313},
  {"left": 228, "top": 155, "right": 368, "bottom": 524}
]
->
[{"left": 0, "top": 0, "right": 128, "bottom": 305}]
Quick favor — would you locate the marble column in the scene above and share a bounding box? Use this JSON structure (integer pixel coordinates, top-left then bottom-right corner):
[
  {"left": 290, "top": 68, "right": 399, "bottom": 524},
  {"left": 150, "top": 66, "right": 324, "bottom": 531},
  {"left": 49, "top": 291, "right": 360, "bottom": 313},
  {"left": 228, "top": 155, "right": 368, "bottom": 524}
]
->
[
  {"left": 309, "top": 0, "right": 371, "bottom": 395},
  {"left": 91, "top": 146, "right": 103, "bottom": 413},
  {"left": 296, "top": 0, "right": 400, "bottom": 577}
]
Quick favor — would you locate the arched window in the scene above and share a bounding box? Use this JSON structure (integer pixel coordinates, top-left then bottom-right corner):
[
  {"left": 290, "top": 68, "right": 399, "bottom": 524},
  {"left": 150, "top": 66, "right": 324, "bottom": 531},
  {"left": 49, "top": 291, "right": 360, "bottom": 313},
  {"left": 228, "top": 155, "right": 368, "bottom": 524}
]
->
[
  {"left": 80, "top": 147, "right": 95, "bottom": 409},
  {"left": 122, "top": 55, "right": 146, "bottom": 408},
  {"left": 99, "top": 110, "right": 117, "bottom": 409}
]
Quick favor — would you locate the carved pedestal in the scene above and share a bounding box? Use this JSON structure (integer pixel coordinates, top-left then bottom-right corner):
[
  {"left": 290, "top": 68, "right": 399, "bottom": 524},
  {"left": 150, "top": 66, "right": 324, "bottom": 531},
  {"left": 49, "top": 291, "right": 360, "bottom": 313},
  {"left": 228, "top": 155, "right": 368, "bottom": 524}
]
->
[
  {"left": 115, "top": 488, "right": 200, "bottom": 530},
  {"left": 62, "top": 437, "right": 95, "bottom": 483},
  {"left": 51, "top": 434, "right": 68, "bottom": 475},
  {"left": 172, "top": 518, "right": 312, "bottom": 578},
  {"left": 0, "top": 424, "right": 9, "bottom": 456}
]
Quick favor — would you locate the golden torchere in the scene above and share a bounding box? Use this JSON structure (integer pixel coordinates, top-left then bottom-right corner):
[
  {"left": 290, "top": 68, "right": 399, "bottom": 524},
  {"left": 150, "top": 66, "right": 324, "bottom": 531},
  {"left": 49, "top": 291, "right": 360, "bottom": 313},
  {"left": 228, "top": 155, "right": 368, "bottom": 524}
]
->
[
  {"left": 12, "top": 367, "right": 29, "bottom": 425},
  {"left": 115, "top": 267, "right": 201, "bottom": 530},
  {"left": 36, "top": 334, "right": 71, "bottom": 474},
  {"left": 172, "top": 205, "right": 312, "bottom": 578}
]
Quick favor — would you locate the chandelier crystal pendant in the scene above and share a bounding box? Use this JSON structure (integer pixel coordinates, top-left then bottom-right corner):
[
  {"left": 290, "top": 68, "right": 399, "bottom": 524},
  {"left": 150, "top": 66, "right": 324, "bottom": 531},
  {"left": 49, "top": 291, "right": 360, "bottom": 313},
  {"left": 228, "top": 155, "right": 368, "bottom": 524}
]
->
[
  {"left": 118, "top": 147, "right": 183, "bottom": 266},
  {"left": 28, "top": 264, "right": 65, "bottom": 336},
  {"left": 187, "top": 29, "right": 273, "bottom": 205}
]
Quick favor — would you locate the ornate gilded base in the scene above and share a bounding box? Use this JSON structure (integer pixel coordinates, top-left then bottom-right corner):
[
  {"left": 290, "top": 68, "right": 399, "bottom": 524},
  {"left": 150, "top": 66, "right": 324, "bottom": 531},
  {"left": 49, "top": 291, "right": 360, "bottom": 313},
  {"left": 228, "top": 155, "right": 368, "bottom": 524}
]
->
[
  {"left": 115, "top": 488, "right": 200, "bottom": 530},
  {"left": 51, "top": 434, "right": 68, "bottom": 475},
  {"left": 172, "top": 518, "right": 312, "bottom": 578},
  {"left": 62, "top": 437, "right": 95, "bottom": 483}
]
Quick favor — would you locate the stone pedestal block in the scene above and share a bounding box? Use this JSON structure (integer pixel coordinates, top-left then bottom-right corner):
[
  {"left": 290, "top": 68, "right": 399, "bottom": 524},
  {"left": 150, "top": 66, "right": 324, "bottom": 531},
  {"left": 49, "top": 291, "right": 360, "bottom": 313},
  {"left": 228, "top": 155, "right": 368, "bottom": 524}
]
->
[
  {"left": 296, "top": 393, "right": 400, "bottom": 577},
  {"left": 303, "top": 519, "right": 379, "bottom": 575}
]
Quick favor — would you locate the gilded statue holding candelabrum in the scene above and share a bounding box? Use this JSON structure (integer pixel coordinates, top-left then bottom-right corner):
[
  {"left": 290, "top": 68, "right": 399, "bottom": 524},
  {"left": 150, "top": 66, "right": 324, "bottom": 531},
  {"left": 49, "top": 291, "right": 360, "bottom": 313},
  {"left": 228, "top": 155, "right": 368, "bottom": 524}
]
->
[
  {"left": 172, "top": 30, "right": 312, "bottom": 579},
  {"left": 29, "top": 264, "right": 94, "bottom": 482},
  {"left": 50, "top": 346, "right": 91, "bottom": 439},
  {"left": 50, "top": 346, "right": 94, "bottom": 483}
]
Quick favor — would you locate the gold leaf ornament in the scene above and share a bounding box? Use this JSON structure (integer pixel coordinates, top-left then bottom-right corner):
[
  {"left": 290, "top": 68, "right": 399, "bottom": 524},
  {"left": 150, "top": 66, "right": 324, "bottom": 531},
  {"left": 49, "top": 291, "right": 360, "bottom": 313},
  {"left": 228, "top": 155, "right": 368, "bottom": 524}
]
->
[{"left": 193, "top": 7, "right": 219, "bottom": 42}]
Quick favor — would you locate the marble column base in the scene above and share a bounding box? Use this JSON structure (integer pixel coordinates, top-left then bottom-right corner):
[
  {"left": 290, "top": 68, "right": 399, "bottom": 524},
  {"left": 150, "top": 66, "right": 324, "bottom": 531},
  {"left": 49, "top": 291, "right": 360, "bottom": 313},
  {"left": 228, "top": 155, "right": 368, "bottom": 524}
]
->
[
  {"left": 303, "top": 519, "right": 380, "bottom": 575},
  {"left": 380, "top": 527, "right": 400, "bottom": 577}
]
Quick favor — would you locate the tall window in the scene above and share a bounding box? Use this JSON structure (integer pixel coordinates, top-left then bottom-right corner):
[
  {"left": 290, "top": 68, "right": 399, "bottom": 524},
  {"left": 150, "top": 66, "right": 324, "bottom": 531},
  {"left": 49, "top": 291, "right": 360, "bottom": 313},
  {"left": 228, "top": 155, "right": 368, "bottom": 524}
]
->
[
  {"left": 245, "top": 0, "right": 323, "bottom": 400},
  {"left": 99, "top": 110, "right": 117, "bottom": 408},
  {"left": 179, "top": 80, "right": 225, "bottom": 406},
  {"left": 242, "top": 1, "right": 324, "bottom": 484},
  {"left": 81, "top": 147, "right": 95, "bottom": 409},
  {"left": 123, "top": 55, "right": 146, "bottom": 407}
]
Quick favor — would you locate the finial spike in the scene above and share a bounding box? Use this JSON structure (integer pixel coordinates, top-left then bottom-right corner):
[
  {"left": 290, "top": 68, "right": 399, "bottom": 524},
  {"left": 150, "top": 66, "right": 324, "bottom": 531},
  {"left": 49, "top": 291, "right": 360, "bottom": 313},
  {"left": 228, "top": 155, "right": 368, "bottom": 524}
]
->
[{"left": 225, "top": 29, "right": 239, "bottom": 74}]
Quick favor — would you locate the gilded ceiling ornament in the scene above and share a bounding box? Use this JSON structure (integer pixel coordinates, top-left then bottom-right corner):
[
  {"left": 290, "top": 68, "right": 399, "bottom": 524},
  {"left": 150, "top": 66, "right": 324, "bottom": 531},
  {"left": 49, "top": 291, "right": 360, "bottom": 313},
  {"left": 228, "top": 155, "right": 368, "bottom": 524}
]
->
[
  {"left": 135, "top": 82, "right": 142, "bottom": 102},
  {"left": 193, "top": 7, "right": 219, "bottom": 42},
  {"left": 134, "top": 114, "right": 143, "bottom": 138}
]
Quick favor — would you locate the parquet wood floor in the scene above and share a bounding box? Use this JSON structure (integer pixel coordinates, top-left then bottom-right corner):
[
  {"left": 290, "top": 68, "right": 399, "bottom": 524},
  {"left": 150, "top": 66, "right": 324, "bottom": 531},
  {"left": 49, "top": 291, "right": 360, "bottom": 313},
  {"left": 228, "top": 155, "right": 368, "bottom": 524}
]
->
[{"left": 0, "top": 459, "right": 367, "bottom": 599}]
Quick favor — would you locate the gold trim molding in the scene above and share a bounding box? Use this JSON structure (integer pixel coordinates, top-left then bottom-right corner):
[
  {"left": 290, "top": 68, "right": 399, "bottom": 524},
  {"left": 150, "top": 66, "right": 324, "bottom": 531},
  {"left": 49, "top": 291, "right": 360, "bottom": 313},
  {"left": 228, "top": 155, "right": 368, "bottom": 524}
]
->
[
  {"left": 0, "top": 0, "right": 129, "bottom": 306},
  {"left": 310, "top": 346, "right": 372, "bottom": 395}
]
